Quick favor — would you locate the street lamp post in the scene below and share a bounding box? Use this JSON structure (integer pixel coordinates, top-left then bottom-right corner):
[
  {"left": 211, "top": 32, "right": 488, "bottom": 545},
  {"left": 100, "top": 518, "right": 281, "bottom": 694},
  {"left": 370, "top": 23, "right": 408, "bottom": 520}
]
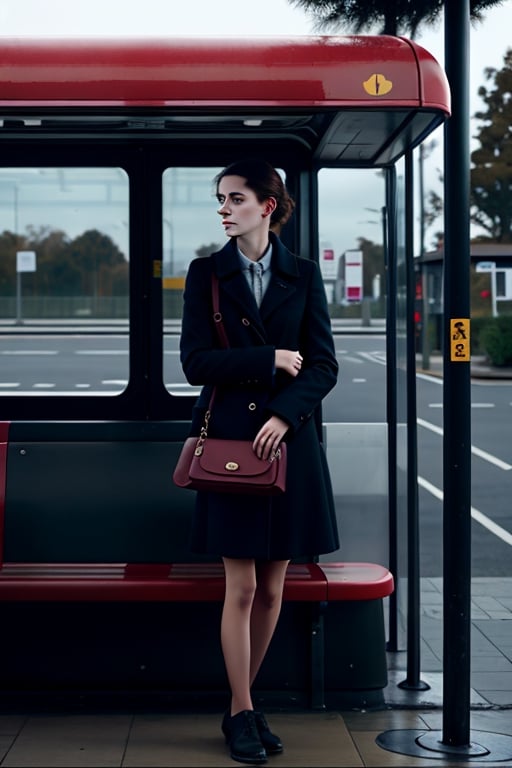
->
[{"left": 163, "top": 219, "right": 175, "bottom": 276}]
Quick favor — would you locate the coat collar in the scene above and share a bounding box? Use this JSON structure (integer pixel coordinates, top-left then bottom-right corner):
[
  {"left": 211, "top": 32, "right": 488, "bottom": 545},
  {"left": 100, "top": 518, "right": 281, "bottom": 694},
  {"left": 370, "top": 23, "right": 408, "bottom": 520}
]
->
[
  {"left": 211, "top": 233, "right": 300, "bottom": 331},
  {"left": 212, "top": 232, "right": 300, "bottom": 280}
]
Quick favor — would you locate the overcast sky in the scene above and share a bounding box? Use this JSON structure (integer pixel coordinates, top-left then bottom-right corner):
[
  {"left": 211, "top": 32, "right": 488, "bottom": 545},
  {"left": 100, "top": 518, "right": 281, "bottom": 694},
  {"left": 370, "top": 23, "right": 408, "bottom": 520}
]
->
[{"left": 1, "top": 0, "right": 511, "bottom": 252}]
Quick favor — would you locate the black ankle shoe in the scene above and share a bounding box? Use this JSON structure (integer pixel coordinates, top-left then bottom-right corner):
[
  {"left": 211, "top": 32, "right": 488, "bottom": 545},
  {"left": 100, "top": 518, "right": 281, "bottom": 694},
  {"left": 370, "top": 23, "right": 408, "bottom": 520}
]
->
[
  {"left": 222, "top": 709, "right": 282, "bottom": 757},
  {"left": 223, "top": 710, "right": 267, "bottom": 764},
  {"left": 253, "top": 711, "right": 283, "bottom": 755}
]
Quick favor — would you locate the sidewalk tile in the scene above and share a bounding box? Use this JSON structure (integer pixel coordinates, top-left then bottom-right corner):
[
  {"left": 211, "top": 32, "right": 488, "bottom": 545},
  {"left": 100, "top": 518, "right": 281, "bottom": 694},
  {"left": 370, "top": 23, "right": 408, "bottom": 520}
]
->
[{"left": 471, "top": 672, "right": 512, "bottom": 691}]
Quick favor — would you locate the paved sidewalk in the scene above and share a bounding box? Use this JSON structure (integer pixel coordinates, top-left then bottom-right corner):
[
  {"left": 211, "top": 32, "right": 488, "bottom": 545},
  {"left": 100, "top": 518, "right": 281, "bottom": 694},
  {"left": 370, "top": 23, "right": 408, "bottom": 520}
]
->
[
  {"left": 384, "top": 578, "right": 512, "bottom": 710},
  {"left": 417, "top": 352, "right": 512, "bottom": 380}
]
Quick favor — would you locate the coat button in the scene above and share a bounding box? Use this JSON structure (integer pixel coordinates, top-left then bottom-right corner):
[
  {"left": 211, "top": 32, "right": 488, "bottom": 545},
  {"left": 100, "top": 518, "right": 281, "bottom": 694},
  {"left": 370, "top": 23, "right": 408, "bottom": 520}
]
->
[
  {"left": 242, "top": 318, "right": 250, "bottom": 326},
  {"left": 248, "top": 402, "right": 257, "bottom": 411}
]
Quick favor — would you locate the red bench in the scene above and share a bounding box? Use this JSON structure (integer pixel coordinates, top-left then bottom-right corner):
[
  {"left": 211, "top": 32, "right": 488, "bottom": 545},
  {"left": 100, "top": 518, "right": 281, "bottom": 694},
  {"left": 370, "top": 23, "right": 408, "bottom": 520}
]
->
[
  {"left": 0, "top": 561, "right": 393, "bottom": 603},
  {"left": 0, "top": 420, "right": 394, "bottom": 708},
  {"left": 0, "top": 560, "right": 393, "bottom": 709}
]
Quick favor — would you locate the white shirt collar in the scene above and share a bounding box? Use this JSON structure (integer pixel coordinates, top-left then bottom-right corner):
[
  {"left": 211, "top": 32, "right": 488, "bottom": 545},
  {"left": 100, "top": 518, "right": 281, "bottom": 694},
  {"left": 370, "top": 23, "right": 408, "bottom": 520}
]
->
[{"left": 237, "top": 242, "right": 272, "bottom": 272}]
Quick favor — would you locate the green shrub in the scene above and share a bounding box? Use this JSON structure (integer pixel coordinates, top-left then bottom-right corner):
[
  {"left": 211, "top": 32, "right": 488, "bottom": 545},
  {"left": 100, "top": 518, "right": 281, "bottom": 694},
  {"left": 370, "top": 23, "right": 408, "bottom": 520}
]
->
[
  {"left": 480, "top": 316, "right": 512, "bottom": 366},
  {"left": 471, "top": 317, "right": 492, "bottom": 356}
]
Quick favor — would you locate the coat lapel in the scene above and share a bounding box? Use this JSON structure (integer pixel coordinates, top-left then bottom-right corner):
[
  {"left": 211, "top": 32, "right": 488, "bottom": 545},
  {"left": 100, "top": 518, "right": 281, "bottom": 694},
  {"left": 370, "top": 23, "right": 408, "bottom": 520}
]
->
[
  {"left": 259, "top": 233, "right": 299, "bottom": 321},
  {"left": 211, "top": 234, "right": 300, "bottom": 335},
  {"left": 212, "top": 241, "right": 264, "bottom": 331}
]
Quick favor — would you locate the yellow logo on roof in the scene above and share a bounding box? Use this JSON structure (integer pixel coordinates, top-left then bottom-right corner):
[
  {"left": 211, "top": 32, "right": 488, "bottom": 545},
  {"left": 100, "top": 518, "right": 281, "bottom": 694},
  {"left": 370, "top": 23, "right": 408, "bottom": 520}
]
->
[{"left": 363, "top": 74, "right": 393, "bottom": 96}]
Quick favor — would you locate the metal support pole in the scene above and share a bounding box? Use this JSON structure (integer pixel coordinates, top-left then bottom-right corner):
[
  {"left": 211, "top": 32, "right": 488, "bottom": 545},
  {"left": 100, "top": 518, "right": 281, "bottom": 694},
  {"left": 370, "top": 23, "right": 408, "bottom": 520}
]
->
[
  {"left": 398, "top": 150, "right": 428, "bottom": 691},
  {"left": 441, "top": 0, "right": 472, "bottom": 746},
  {"left": 15, "top": 271, "right": 23, "bottom": 326},
  {"left": 384, "top": 169, "right": 399, "bottom": 653}
]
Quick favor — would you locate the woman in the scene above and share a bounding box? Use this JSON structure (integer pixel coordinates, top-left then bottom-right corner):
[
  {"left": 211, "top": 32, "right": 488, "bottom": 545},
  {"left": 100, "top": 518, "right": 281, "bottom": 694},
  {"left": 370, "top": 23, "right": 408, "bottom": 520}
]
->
[{"left": 180, "top": 159, "right": 339, "bottom": 764}]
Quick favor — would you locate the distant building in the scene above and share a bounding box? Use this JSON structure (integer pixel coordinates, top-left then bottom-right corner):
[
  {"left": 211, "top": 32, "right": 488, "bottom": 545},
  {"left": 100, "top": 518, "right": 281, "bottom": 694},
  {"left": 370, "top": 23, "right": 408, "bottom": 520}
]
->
[
  {"left": 334, "top": 249, "right": 363, "bottom": 305},
  {"left": 415, "top": 242, "right": 512, "bottom": 349},
  {"left": 416, "top": 242, "right": 512, "bottom": 313}
]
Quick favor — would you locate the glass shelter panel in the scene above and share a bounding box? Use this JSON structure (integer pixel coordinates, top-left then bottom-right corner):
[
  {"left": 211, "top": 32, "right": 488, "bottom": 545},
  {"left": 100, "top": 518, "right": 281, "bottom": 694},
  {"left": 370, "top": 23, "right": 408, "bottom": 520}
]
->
[
  {"left": 317, "top": 168, "right": 389, "bottom": 570},
  {"left": 0, "top": 167, "right": 129, "bottom": 395},
  {"left": 162, "top": 167, "right": 222, "bottom": 394},
  {"left": 318, "top": 169, "right": 386, "bottom": 320}
]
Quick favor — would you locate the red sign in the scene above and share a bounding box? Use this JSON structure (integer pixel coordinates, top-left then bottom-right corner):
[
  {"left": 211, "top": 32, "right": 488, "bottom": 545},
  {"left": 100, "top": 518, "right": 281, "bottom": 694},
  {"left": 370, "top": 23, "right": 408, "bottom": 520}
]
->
[{"left": 346, "top": 286, "right": 361, "bottom": 300}]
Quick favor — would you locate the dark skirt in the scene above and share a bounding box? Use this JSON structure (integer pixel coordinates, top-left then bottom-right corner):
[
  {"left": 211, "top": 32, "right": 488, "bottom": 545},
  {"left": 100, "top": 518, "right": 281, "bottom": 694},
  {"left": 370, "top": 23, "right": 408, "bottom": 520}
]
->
[{"left": 190, "top": 419, "right": 340, "bottom": 560}]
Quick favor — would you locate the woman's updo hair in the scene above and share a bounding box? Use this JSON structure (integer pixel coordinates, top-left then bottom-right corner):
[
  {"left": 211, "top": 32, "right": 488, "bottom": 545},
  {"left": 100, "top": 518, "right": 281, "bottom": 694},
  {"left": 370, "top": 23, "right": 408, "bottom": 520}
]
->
[{"left": 214, "top": 160, "right": 295, "bottom": 228}]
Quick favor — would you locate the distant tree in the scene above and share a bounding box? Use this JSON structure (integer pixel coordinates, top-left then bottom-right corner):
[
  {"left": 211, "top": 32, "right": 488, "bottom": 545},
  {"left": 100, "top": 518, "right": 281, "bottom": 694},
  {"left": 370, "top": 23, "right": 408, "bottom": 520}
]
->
[
  {"left": 66, "top": 229, "right": 127, "bottom": 296},
  {"left": 470, "top": 48, "right": 512, "bottom": 242},
  {"left": 24, "top": 227, "right": 71, "bottom": 296},
  {"left": 0, "top": 230, "right": 27, "bottom": 295},
  {"left": 413, "top": 49, "right": 512, "bottom": 247},
  {"left": 288, "top": 0, "right": 504, "bottom": 37},
  {"left": 424, "top": 189, "right": 443, "bottom": 231},
  {"left": 195, "top": 242, "right": 222, "bottom": 259},
  {"left": 423, "top": 189, "right": 444, "bottom": 248},
  {"left": 0, "top": 226, "right": 128, "bottom": 297}
]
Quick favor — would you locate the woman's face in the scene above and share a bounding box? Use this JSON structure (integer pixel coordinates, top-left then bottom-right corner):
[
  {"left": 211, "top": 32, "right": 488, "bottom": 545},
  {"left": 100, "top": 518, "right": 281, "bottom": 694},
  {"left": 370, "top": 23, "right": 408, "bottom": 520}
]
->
[{"left": 216, "top": 175, "right": 272, "bottom": 239}]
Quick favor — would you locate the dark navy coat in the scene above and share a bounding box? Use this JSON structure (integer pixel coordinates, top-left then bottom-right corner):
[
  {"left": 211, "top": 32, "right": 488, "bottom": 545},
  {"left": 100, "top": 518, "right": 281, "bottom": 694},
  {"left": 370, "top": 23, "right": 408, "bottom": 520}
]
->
[{"left": 180, "top": 233, "right": 340, "bottom": 560}]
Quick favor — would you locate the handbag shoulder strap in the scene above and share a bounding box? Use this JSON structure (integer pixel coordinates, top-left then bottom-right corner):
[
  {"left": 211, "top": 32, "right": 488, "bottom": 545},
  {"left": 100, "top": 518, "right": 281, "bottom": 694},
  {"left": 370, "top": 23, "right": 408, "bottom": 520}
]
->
[{"left": 211, "top": 272, "right": 230, "bottom": 349}]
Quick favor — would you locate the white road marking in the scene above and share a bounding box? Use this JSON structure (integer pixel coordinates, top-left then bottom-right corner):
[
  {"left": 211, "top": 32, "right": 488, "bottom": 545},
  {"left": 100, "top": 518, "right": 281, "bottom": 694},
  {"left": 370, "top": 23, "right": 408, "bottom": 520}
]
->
[
  {"left": 0, "top": 391, "right": 121, "bottom": 396},
  {"left": 418, "top": 475, "right": 512, "bottom": 547},
  {"left": 418, "top": 417, "right": 512, "bottom": 470},
  {"left": 428, "top": 403, "right": 495, "bottom": 408},
  {"left": 75, "top": 350, "right": 128, "bottom": 355},
  {"left": 101, "top": 380, "right": 128, "bottom": 386},
  {"left": 359, "top": 351, "right": 387, "bottom": 366},
  {"left": 1, "top": 350, "right": 58, "bottom": 355},
  {"left": 417, "top": 372, "right": 443, "bottom": 384}
]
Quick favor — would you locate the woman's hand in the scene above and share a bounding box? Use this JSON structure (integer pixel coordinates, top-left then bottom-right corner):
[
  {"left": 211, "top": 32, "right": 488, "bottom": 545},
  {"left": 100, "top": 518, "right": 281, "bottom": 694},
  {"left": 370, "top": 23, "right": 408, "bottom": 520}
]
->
[
  {"left": 253, "top": 415, "right": 289, "bottom": 461},
  {"left": 275, "top": 349, "right": 303, "bottom": 377}
]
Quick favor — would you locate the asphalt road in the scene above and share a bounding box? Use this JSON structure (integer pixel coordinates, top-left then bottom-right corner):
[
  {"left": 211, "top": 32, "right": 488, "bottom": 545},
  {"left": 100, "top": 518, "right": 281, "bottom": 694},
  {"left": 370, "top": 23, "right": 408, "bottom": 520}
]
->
[{"left": 0, "top": 331, "right": 510, "bottom": 577}]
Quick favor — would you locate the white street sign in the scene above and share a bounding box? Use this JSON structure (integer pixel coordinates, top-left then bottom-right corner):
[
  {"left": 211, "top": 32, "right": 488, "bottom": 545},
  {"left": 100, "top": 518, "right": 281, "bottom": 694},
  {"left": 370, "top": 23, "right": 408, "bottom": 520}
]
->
[
  {"left": 475, "top": 261, "right": 495, "bottom": 273},
  {"left": 16, "top": 250, "right": 36, "bottom": 273}
]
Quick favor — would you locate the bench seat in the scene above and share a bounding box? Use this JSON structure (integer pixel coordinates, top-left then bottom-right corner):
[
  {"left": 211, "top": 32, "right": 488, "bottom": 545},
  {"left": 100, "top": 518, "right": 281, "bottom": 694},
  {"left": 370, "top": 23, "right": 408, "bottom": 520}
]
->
[{"left": 0, "top": 561, "right": 393, "bottom": 603}]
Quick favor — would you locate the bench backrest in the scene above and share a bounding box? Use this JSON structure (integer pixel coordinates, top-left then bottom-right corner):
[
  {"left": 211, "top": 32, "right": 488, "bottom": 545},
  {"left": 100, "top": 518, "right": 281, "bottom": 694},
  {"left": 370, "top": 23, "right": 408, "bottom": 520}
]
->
[{"left": 2, "top": 421, "right": 203, "bottom": 564}]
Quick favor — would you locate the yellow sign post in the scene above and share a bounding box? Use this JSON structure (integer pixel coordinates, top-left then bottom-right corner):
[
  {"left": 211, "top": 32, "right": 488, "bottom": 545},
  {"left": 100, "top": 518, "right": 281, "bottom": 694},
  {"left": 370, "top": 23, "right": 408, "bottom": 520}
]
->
[{"left": 450, "top": 318, "right": 470, "bottom": 362}]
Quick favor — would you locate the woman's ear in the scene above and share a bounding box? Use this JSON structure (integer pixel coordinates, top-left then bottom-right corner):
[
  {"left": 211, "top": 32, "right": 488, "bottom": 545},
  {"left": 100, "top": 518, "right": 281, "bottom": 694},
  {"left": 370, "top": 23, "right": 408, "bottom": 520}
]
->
[{"left": 262, "top": 197, "right": 277, "bottom": 218}]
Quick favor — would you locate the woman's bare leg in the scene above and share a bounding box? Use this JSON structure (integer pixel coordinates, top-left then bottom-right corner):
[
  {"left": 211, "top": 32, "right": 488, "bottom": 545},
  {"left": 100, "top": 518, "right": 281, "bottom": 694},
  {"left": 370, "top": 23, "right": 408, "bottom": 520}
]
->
[
  {"left": 221, "top": 557, "right": 257, "bottom": 714},
  {"left": 249, "top": 560, "right": 289, "bottom": 686}
]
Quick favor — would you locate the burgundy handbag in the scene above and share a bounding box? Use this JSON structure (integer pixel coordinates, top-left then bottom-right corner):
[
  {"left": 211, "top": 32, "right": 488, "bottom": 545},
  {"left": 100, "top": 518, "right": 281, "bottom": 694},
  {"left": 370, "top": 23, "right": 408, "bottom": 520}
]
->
[
  {"left": 174, "top": 435, "right": 286, "bottom": 495},
  {"left": 172, "top": 273, "right": 287, "bottom": 495}
]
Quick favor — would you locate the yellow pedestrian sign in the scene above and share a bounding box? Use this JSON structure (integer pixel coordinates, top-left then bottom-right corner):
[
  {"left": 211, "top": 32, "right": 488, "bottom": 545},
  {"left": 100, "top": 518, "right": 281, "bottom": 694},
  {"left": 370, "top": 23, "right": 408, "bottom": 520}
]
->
[{"left": 450, "top": 318, "right": 470, "bottom": 362}]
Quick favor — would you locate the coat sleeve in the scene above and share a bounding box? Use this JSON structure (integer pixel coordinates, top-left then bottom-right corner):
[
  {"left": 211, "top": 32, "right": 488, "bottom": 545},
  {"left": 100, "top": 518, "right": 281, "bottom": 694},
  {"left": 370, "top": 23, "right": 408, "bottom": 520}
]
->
[
  {"left": 180, "top": 258, "right": 275, "bottom": 387},
  {"left": 265, "top": 261, "right": 338, "bottom": 434}
]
